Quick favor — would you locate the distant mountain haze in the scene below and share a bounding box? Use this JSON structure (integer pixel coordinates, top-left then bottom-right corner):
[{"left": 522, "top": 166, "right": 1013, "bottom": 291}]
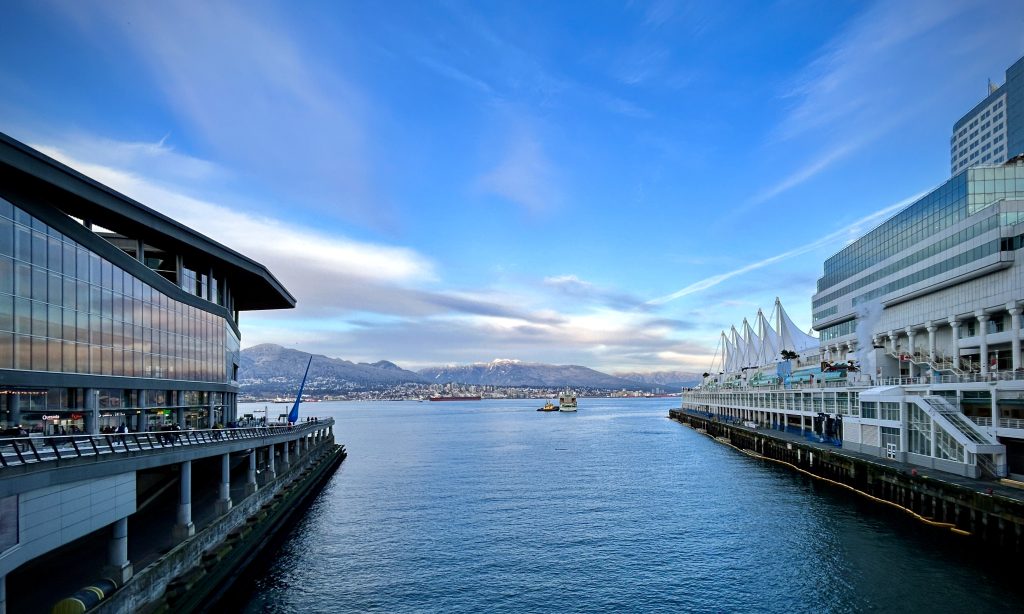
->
[{"left": 238, "top": 345, "right": 687, "bottom": 395}]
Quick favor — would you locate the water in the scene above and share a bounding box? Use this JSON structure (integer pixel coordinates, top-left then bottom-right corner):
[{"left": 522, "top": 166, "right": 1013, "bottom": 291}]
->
[{"left": 241, "top": 398, "right": 1020, "bottom": 612}]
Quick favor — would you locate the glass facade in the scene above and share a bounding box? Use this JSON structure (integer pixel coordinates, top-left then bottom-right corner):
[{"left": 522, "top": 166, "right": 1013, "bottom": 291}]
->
[
  {"left": 816, "top": 164, "right": 1024, "bottom": 297},
  {"left": 908, "top": 405, "right": 932, "bottom": 456},
  {"left": 0, "top": 197, "right": 237, "bottom": 383}
]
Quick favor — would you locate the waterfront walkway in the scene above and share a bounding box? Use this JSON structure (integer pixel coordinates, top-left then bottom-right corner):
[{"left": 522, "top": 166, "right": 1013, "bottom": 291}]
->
[{"left": 676, "top": 408, "right": 1024, "bottom": 504}]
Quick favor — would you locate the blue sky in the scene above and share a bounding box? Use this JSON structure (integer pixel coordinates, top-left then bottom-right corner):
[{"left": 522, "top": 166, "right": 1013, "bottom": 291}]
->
[{"left": 2, "top": 1, "right": 1022, "bottom": 373}]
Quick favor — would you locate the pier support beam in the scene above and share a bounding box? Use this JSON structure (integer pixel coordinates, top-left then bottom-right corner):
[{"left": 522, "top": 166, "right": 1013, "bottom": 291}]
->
[
  {"left": 103, "top": 517, "right": 133, "bottom": 584},
  {"left": 281, "top": 439, "right": 290, "bottom": 472},
  {"left": 173, "top": 461, "right": 195, "bottom": 540},
  {"left": 216, "top": 453, "right": 233, "bottom": 514},
  {"left": 246, "top": 449, "right": 258, "bottom": 496},
  {"left": 267, "top": 444, "right": 276, "bottom": 480}
]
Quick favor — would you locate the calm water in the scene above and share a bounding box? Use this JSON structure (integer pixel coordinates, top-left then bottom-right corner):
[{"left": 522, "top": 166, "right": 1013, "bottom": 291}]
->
[{"left": 240, "top": 398, "right": 1020, "bottom": 613}]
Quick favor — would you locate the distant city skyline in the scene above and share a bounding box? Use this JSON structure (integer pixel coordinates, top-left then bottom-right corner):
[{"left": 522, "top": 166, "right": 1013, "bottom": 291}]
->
[{"left": 2, "top": 1, "right": 1023, "bottom": 372}]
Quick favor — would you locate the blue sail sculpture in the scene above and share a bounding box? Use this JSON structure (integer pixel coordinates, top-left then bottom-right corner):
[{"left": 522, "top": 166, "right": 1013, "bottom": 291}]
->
[{"left": 288, "top": 356, "right": 313, "bottom": 424}]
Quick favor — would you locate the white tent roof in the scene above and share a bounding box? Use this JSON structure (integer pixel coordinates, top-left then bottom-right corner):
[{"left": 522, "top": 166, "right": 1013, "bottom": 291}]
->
[
  {"left": 776, "top": 297, "right": 818, "bottom": 352},
  {"left": 757, "top": 308, "right": 780, "bottom": 364},
  {"left": 742, "top": 318, "right": 761, "bottom": 368}
]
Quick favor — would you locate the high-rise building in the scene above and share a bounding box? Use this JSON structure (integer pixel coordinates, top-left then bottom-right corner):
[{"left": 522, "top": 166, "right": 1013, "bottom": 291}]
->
[{"left": 950, "top": 55, "right": 1024, "bottom": 175}]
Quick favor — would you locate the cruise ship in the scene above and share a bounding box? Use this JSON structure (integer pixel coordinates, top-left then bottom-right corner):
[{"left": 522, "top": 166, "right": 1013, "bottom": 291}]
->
[{"left": 682, "top": 55, "right": 1024, "bottom": 481}]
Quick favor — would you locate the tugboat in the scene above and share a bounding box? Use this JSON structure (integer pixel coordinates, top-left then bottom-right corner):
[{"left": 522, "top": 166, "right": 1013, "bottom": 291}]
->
[
  {"left": 537, "top": 401, "right": 559, "bottom": 412},
  {"left": 558, "top": 390, "right": 577, "bottom": 412}
]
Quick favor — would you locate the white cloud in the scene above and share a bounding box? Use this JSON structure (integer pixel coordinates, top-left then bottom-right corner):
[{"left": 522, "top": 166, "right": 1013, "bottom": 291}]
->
[{"left": 35, "top": 144, "right": 435, "bottom": 287}]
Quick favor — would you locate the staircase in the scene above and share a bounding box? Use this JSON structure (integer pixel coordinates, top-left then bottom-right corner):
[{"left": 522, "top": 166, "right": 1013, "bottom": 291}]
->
[
  {"left": 889, "top": 350, "right": 968, "bottom": 376},
  {"left": 920, "top": 395, "right": 996, "bottom": 445}
]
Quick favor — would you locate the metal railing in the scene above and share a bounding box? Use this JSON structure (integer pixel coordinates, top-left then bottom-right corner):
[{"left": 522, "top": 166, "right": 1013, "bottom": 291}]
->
[{"left": 0, "top": 419, "right": 330, "bottom": 469}]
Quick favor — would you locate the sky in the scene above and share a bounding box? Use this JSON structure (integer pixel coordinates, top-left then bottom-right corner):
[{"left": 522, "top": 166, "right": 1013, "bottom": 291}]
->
[{"left": 1, "top": 1, "right": 1023, "bottom": 374}]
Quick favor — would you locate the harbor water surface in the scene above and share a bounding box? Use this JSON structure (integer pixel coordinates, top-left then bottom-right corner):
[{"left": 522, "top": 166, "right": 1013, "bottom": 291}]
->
[{"left": 240, "top": 398, "right": 1020, "bottom": 612}]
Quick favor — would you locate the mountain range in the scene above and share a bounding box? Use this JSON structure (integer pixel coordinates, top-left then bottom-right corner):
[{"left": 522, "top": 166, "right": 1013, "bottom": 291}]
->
[{"left": 238, "top": 344, "right": 699, "bottom": 396}]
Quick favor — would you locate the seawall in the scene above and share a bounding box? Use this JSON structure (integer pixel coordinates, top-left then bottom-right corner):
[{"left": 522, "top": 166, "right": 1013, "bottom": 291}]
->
[
  {"left": 669, "top": 408, "right": 1024, "bottom": 551},
  {"left": 93, "top": 440, "right": 346, "bottom": 613}
]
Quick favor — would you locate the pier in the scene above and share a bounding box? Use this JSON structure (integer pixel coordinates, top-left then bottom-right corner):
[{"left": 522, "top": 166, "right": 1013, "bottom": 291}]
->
[
  {"left": 0, "top": 419, "right": 343, "bottom": 613},
  {"left": 669, "top": 408, "right": 1024, "bottom": 551}
]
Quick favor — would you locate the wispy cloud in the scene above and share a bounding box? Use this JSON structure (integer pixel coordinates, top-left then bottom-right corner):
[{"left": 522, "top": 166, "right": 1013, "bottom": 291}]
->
[
  {"left": 50, "top": 1, "right": 391, "bottom": 229},
  {"left": 543, "top": 275, "right": 651, "bottom": 311},
  {"left": 478, "top": 128, "right": 560, "bottom": 214},
  {"left": 648, "top": 192, "right": 922, "bottom": 305},
  {"left": 745, "top": 142, "right": 855, "bottom": 208}
]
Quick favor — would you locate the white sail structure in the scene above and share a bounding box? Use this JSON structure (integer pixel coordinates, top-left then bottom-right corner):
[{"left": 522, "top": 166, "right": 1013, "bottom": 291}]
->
[
  {"left": 741, "top": 318, "right": 761, "bottom": 369},
  {"left": 729, "top": 326, "right": 744, "bottom": 372},
  {"left": 756, "top": 308, "right": 780, "bottom": 364},
  {"left": 775, "top": 297, "right": 819, "bottom": 353},
  {"left": 720, "top": 331, "right": 735, "bottom": 373}
]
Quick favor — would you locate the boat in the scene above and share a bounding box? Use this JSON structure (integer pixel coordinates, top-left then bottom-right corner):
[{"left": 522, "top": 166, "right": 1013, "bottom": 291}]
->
[
  {"left": 428, "top": 395, "right": 482, "bottom": 402},
  {"left": 558, "top": 390, "right": 577, "bottom": 412},
  {"left": 537, "top": 402, "right": 559, "bottom": 412}
]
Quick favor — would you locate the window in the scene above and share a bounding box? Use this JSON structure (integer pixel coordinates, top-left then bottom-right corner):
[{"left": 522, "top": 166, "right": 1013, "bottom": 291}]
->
[
  {"left": 880, "top": 402, "right": 900, "bottom": 421},
  {"left": 908, "top": 405, "right": 932, "bottom": 456},
  {"left": 861, "top": 402, "right": 877, "bottom": 419}
]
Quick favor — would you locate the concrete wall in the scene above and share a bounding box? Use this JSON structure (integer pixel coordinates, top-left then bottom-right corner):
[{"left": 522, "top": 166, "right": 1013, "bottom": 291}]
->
[{"left": 0, "top": 473, "right": 136, "bottom": 576}]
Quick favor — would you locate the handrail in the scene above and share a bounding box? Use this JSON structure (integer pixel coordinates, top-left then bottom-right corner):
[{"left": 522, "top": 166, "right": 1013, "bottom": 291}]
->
[{"left": 0, "top": 419, "right": 331, "bottom": 469}]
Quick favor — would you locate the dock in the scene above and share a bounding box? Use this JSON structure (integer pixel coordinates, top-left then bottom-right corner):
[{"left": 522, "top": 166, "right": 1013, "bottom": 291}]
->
[{"left": 669, "top": 408, "right": 1024, "bottom": 550}]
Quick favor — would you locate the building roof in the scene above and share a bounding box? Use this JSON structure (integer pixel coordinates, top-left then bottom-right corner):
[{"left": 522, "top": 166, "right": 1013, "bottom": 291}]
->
[{"left": 0, "top": 131, "right": 295, "bottom": 311}]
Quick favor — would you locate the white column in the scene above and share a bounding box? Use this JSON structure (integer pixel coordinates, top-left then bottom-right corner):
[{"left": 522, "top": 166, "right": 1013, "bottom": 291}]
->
[
  {"left": 977, "top": 312, "right": 990, "bottom": 375},
  {"left": 1008, "top": 304, "right": 1022, "bottom": 371},
  {"left": 173, "top": 461, "right": 195, "bottom": 540},
  {"left": 246, "top": 449, "right": 258, "bottom": 495},
  {"left": 949, "top": 318, "right": 961, "bottom": 370},
  {"left": 216, "top": 453, "right": 232, "bottom": 514},
  {"left": 888, "top": 330, "right": 897, "bottom": 355},
  {"left": 104, "top": 517, "right": 133, "bottom": 583},
  {"left": 906, "top": 328, "right": 917, "bottom": 378},
  {"left": 281, "top": 439, "right": 290, "bottom": 471},
  {"left": 926, "top": 322, "right": 937, "bottom": 363},
  {"left": 992, "top": 392, "right": 1000, "bottom": 430},
  {"left": 267, "top": 444, "right": 276, "bottom": 480}
]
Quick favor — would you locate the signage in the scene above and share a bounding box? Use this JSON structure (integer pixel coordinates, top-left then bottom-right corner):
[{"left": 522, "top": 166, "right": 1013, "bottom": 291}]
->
[{"left": 41, "top": 415, "right": 60, "bottom": 420}]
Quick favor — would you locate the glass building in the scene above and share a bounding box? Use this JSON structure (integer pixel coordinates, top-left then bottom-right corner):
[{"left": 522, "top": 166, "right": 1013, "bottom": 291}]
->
[
  {"left": 950, "top": 55, "right": 1023, "bottom": 175},
  {"left": 813, "top": 162, "right": 1024, "bottom": 344},
  {"left": 0, "top": 133, "right": 294, "bottom": 435}
]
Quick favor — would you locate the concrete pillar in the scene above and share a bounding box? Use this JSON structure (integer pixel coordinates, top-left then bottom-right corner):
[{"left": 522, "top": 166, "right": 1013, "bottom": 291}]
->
[
  {"left": 138, "top": 391, "right": 149, "bottom": 432},
  {"left": 173, "top": 461, "right": 195, "bottom": 540},
  {"left": 246, "top": 449, "right": 258, "bottom": 495},
  {"left": 281, "top": 439, "right": 290, "bottom": 472},
  {"left": 1009, "top": 305, "right": 1022, "bottom": 372},
  {"left": 104, "top": 517, "right": 133, "bottom": 584},
  {"left": 8, "top": 395, "right": 20, "bottom": 429},
  {"left": 85, "top": 388, "right": 99, "bottom": 435},
  {"left": 992, "top": 392, "right": 1000, "bottom": 430},
  {"left": 926, "top": 322, "right": 937, "bottom": 364},
  {"left": 267, "top": 444, "right": 276, "bottom": 480},
  {"left": 888, "top": 330, "right": 897, "bottom": 355},
  {"left": 208, "top": 398, "right": 216, "bottom": 429},
  {"left": 906, "top": 328, "right": 917, "bottom": 378},
  {"left": 216, "top": 453, "right": 232, "bottom": 514},
  {"left": 899, "top": 402, "right": 909, "bottom": 457},
  {"left": 176, "top": 392, "right": 186, "bottom": 427},
  {"left": 949, "top": 319, "right": 961, "bottom": 371},
  {"left": 977, "top": 312, "right": 990, "bottom": 375}
]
